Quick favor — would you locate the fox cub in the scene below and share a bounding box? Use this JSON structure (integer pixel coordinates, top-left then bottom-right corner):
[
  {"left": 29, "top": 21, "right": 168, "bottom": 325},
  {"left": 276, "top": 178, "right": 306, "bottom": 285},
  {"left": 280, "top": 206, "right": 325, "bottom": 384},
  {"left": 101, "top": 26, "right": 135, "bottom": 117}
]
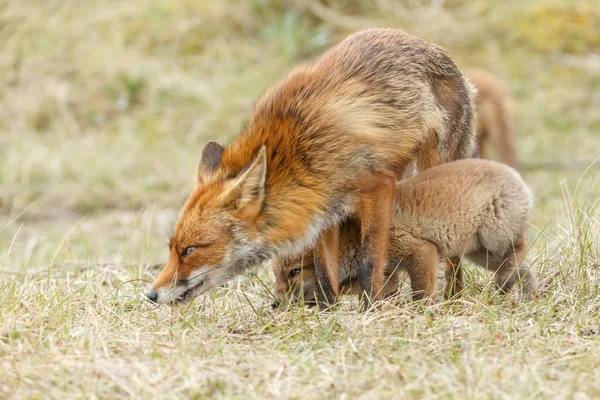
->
[
  {"left": 466, "top": 69, "right": 518, "bottom": 168},
  {"left": 273, "top": 159, "right": 538, "bottom": 306},
  {"left": 147, "top": 28, "right": 477, "bottom": 306}
]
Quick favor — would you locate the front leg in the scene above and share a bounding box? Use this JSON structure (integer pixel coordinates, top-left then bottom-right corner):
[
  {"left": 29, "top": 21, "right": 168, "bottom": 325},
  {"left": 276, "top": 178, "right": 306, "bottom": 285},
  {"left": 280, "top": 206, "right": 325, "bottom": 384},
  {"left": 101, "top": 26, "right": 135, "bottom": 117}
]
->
[
  {"left": 356, "top": 174, "right": 396, "bottom": 310},
  {"left": 314, "top": 225, "right": 340, "bottom": 308}
]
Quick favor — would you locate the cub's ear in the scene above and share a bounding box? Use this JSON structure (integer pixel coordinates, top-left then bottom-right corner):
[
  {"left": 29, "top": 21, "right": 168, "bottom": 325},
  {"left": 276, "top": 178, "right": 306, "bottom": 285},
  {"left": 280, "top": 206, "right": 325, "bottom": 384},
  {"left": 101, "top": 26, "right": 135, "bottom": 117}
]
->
[
  {"left": 197, "top": 140, "right": 224, "bottom": 184},
  {"left": 220, "top": 146, "right": 267, "bottom": 220}
]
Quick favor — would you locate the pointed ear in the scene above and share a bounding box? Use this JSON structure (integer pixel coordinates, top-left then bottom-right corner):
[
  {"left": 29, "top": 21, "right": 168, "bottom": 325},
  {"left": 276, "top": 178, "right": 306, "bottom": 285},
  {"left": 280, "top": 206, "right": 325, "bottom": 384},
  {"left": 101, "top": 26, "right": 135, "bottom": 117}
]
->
[
  {"left": 197, "top": 140, "right": 224, "bottom": 184},
  {"left": 221, "top": 146, "right": 267, "bottom": 219}
]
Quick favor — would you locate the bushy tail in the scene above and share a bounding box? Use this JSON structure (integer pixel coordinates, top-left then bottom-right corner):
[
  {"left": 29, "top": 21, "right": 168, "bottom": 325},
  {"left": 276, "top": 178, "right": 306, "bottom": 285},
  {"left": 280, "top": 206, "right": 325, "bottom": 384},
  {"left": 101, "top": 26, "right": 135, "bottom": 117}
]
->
[{"left": 487, "top": 96, "right": 518, "bottom": 168}]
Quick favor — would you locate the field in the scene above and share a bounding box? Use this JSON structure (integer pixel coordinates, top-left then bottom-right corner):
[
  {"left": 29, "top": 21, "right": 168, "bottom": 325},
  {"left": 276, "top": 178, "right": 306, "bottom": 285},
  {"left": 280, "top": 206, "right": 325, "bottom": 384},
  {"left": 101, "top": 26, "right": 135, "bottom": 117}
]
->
[{"left": 1, "top": 0, "right": 599, "bottom": 398}]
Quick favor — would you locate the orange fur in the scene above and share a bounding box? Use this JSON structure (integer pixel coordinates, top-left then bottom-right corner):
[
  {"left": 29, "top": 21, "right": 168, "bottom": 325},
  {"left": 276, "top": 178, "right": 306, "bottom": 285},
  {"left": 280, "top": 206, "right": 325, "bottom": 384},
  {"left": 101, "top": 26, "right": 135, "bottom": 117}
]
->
[{"left": 148, "top": 29, "right": 477, "bottom": 306}]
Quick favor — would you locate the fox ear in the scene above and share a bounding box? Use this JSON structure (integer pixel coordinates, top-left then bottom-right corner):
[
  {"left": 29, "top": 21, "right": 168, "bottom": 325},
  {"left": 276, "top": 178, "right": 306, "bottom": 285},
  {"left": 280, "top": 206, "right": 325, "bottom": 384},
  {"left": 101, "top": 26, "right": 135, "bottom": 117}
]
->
[
  {"left": 197, "top": 141, "right": 224, "bottom": 184},
  {"left": 221, "top": 146, "right": 267, "bottom": 219}
]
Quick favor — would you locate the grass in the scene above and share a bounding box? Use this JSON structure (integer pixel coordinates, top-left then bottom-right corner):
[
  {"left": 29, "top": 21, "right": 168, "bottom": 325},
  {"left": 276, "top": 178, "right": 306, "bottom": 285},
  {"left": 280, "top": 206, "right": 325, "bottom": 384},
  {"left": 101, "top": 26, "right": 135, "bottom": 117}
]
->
[{"left": 1, "top": 0, "right": 599, "bottom": 398}]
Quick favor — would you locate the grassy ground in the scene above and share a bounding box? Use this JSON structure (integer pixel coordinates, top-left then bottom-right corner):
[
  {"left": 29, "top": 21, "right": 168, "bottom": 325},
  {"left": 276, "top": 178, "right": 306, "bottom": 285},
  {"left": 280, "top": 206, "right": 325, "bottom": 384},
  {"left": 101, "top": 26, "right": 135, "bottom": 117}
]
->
[{"left": 1, "top": 0, "right": 599, "bottom": 398}]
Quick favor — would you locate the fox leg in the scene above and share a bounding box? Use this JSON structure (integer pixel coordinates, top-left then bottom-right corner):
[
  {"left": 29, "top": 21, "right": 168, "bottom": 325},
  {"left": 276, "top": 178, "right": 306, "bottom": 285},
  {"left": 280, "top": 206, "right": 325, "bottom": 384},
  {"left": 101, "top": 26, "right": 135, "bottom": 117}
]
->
[
  {"left": 416, "top": 127, "right": 473, "bottom": 301},
  {"left": 314, "top": 225, "right": 340, "bottom": 307},
  {"left": 398, "top": 237, "right": 438, "bottom": 302},
  {"left": 467, "top": 233, "right": 537, "bottom": 296},
  {"left": 416, "top": 135, "right": 465, "bottom": 301},
  {"left": 356, "top": 174, "right": 396, "bottom": 309},
  {"left": 444, "top": 256, "right": 464, "bottom": 299}
]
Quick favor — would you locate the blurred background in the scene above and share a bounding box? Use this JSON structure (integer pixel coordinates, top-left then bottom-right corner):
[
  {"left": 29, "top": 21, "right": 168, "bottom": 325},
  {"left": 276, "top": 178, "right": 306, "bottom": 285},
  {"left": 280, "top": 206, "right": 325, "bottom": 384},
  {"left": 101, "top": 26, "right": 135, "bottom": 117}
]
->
[
  {"left": 1, "top": 0, "right": 599, "bottom": 268},
  {"left": 2, "top": 2, "right": 599, "bottom": 396}
]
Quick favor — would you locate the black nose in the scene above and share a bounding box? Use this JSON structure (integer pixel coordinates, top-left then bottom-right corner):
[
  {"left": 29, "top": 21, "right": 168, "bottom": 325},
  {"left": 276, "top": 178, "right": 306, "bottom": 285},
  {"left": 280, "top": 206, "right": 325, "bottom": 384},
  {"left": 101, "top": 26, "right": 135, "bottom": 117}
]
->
[
  {"left": 271, "top": 301, "right": 280, "bottom": 309},
  {"left": 147, "top": 288, "right": 158, "bottom": 302}
]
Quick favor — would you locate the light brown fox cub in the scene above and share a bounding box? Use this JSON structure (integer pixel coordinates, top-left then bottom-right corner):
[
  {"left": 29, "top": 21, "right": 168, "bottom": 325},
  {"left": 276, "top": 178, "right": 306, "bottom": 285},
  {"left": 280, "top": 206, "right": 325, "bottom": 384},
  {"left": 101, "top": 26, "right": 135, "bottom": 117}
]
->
[
  {"left": 147, "top": 28, "right": 477, "bottom": 306},
  {"left": 273, "top": 159, "right": 538, "bottom": 305},
  {"left": 466, "top": 70, "right": 518, "bottom": 168}
]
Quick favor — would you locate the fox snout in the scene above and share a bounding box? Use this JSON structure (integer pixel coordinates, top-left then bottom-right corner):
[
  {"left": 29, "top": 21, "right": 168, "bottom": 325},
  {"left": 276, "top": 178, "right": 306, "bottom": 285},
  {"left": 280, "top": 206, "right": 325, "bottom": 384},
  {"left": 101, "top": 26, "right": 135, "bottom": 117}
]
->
[
  {"left": 147, "top": 248, "right": 214, "bottom": 305},
  {"left": 146, "top": 288, "right": 158, "bottom": 302}
]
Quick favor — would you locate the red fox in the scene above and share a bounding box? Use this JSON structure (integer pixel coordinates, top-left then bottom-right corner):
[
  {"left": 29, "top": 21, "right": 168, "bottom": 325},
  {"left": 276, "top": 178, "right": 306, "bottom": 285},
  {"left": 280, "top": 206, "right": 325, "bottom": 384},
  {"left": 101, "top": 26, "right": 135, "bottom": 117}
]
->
[
  {"left": 272, "top": 159, "right": 538, "bottom": 306},
  {"left": 147, "top": 28, "right": 477, "bottom": 306},
  {"left": 466, "top": 69, "right": 518, "bottom": 168}
]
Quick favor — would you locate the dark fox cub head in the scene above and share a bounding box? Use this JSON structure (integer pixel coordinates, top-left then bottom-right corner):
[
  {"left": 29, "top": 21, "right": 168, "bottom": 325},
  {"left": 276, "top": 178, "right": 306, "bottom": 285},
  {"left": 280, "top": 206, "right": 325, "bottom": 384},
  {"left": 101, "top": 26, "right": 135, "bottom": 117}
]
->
[
  {"left": 272, "top": 252, "right": 320, "bottom": 307},
  {"left": 148, "top": 142, "right": 269, "bottom": 304}
]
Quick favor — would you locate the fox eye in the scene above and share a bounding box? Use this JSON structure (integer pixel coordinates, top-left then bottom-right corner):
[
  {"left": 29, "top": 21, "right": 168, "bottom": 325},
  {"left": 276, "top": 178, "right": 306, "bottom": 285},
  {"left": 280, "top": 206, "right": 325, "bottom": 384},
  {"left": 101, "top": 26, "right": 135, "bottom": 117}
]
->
[
  {"left": 182, "top": 246, "right": 196, "bottom": 258},
  {"left": 289, "top": 268, "right": 301, "bottom": 278}
]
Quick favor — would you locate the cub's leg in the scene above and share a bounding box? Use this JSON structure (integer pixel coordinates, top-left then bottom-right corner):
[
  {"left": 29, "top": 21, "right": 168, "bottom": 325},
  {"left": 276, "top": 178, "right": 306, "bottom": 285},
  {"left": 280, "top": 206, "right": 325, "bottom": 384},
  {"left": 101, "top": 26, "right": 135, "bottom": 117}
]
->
[
  {"left": 393, "top": 233, "right": 438, "bottom": 302},
  {"left": 416, "top": 126, "right": 476, "bottom": 302},
  {"left": 468, "top": 233, "right": 537, "bottom": 296}
]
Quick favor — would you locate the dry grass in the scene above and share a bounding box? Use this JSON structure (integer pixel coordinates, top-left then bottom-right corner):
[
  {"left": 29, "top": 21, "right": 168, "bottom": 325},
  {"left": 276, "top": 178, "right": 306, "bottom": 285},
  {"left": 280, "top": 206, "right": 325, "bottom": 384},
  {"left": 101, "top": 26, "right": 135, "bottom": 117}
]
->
[{"left": 1, "top": 0, "right": 599, "bottom": 398}]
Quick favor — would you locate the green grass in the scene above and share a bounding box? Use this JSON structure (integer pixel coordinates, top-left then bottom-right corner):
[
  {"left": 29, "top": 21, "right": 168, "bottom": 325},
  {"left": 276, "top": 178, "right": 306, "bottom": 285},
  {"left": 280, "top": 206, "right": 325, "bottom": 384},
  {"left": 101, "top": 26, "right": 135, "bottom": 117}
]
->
[{"left": 1, "top": 0, "right": 600, "bottom": 398}]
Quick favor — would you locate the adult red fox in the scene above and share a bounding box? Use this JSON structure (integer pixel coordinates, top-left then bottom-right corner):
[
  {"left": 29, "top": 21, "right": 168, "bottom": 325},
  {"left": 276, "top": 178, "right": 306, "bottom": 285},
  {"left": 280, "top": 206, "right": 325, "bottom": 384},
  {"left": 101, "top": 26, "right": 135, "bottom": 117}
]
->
[
  {"left": 272, "top": 159, "right": 538, "bottom": 306},
  {"left": 466, "top": 69, "right": 518, "bottom": 168},
  {"left": 147, "top": 28, "right": 477, "bottom": 307}
]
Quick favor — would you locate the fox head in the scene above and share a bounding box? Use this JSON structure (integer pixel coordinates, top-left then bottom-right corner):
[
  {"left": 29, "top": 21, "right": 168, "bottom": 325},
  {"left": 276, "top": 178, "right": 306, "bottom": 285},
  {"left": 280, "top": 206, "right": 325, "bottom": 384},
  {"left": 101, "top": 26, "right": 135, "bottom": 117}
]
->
[
  {"left": 272, "top": 252, "right": 319, "bottom": 307},
  {"left": 147, "top": 141, "right": 271, "bottom": 305}
]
